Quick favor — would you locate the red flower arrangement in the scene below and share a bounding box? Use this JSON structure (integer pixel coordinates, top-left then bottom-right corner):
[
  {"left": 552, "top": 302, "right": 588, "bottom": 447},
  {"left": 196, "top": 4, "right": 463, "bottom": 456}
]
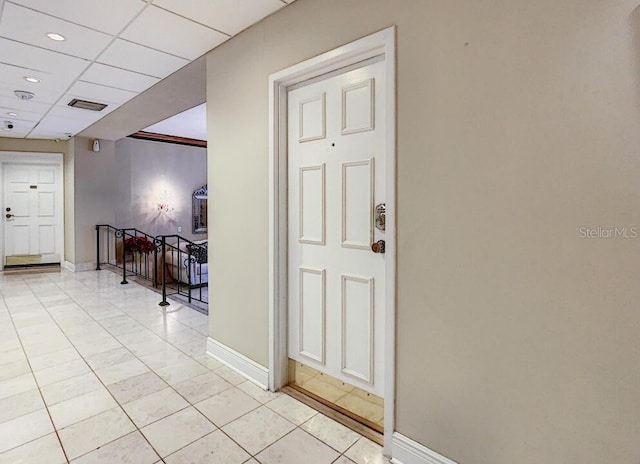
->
[{"left": 124, "top": 236, "right": 156, "bottom": 254}]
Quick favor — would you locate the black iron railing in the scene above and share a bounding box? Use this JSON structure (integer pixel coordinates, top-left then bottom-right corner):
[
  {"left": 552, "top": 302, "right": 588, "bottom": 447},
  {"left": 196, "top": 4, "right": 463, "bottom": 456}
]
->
[{"left": 95, "top": 225, "right": 208, "bottom": 308}]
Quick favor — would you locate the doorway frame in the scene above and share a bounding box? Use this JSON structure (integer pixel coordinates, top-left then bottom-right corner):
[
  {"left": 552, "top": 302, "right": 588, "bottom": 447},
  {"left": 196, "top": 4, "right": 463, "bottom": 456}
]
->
[
  {"left": 268, "top": 26, "right": 396, "bottom": 453},
  {"left": 0, "top": 151, "right": 65, "bottom": 269}
]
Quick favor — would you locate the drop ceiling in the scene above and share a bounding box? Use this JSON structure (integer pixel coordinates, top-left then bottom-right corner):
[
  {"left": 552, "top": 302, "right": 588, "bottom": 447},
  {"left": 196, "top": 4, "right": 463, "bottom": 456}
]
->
[{"left": 0, "top": 0, "right": 293, "bottom": 140}]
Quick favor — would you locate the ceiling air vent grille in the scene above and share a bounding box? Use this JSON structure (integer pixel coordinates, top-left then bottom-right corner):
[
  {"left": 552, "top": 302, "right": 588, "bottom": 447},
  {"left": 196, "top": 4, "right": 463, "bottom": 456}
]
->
[{"left": 67, "top": 99, "right": 108, "bottom": 111}]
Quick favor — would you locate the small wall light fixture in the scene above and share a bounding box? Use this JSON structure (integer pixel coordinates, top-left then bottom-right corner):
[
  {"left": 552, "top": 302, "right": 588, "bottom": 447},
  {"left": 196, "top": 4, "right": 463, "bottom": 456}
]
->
[{"left": 157, "top": 189, "right": 174, "bottom": 213}]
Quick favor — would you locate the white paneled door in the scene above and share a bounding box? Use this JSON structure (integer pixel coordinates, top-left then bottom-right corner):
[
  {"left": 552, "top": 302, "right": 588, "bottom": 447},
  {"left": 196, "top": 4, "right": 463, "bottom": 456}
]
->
[
  {"left": 288, "top": 59, "right": 386, "bottom": 396},
  {"left": 3, "top": 163, "right": 62, "bottom": 266}
]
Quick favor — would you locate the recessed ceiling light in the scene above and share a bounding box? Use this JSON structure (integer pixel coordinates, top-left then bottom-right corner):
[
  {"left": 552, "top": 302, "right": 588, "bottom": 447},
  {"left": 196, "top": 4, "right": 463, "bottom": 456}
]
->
[
  {"left": 46, "top": 32, "right": 66, "bottom": 41},
  {"left": 7, "top": 112, "right": 18, "bottom": 117},
  {"left": 24, "top": 77, "right": 41, "bottom": 83}
]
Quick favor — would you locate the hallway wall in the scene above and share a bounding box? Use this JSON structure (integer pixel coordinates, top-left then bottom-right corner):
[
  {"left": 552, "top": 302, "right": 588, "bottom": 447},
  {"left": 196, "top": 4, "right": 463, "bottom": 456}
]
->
[{"left": 205, "top": 1, "right": 640, "bottom": 463}]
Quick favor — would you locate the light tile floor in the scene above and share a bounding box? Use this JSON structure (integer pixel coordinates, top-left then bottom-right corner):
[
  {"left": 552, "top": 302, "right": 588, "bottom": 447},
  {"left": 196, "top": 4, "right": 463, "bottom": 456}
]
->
[{"left": 0, "top": 270, "right": 385, "bottom": 464}]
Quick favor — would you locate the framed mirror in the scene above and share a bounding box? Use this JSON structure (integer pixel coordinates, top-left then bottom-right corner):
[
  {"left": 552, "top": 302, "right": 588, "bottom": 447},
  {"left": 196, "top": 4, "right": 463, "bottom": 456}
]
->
[{"left": 192, "top": 185, "right": 207, "bottom": 234}]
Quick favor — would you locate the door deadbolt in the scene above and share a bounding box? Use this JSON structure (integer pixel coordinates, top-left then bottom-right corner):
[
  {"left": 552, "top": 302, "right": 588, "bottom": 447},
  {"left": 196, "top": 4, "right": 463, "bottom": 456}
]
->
[
  {"left": 5, "top": 207, "right": 10, "bottom": 212},
  {"left": 375, "top": 203, "right": 386, "bottom": 231}
]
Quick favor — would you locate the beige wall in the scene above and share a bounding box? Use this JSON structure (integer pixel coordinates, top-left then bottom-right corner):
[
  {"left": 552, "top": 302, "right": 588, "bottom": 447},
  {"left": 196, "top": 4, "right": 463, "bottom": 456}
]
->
[
  {"left": 0, "top": 137, "right": 75, "bottom": 263},
  {"left": 73, "top": 137, "right": 117, "bottom": 265},
  {"left": 206, "top": 1, "right": 640, "bottom": 463}
]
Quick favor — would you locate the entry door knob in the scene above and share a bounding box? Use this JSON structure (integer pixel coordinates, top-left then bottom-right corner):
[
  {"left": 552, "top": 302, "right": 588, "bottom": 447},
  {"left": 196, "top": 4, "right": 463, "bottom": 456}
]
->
[
  {"left": 5, "top": 213, "right": 14, "bottom": 219},
  {"left": 371, "top": 240, "right": 385, "bottom": 254}
]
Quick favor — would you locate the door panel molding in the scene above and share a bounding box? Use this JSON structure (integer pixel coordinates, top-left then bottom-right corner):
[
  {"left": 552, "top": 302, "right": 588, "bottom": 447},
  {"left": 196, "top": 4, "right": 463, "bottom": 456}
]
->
[{"left": 268, "top": 26, "right": 396, "bottom": 455}]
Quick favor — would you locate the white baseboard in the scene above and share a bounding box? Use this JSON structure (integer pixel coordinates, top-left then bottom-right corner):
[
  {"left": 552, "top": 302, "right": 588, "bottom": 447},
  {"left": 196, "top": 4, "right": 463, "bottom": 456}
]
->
[
  {"left": 63, "top": 261, "right": 95, "bottom": 272},
  {"left": 63, "top": 261, "right": 76, "bottom": 272},
  {"left": 206, "top": 337, "right": 269, "bottom": 389},
  {"left": 391, "top": 433, "right": 458, "bottom": 464},
  {"left": 76, "top": 262, "right": 96, "bottom": 272}
]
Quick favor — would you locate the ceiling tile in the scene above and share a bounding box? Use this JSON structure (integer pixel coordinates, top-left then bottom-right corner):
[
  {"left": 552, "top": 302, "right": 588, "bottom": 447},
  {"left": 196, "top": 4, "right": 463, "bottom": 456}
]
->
[
  {"left": 0, "top": 38, "right": 88, "bottom": 79},
  {"left": 0, "top": 118, "right": 37, "bottom": 137},
  {"left": 49, "top": 101, "right": 118, "bottom": 122},
  {"left": 0, "top": 62, "right": 70, "bottom": 96},
  {"left": 9, "top": 0, "right": 148, "bottom": 35},
  {"left": 97, "top": 39, "right": 189, "bottom": 78},
  {"left": 67, "top": 81, "right": 137, "bottom": 106},
  {"left": 0, "top": 105, "right": 43, "bottom": 122},
  {"left": 121, "top": 5, "right": 228, "bottom": 60},
  {"left": 0, "top": 94, "right": 50, "bottom": 117},
  {"left": 0, "top": 3, "right": 113, "bottom": 60},
  {"left": 30, "top": 114, "right": 96, "bottom": 137},
  {"left": 80, "top": 63, "right": 160, "bottom": 93},
  {"left": 153, "top": 0, "right": 286, "bottom": 35},
  {"left": 1, "top": 128, "right": 33, "bottom": 138}
]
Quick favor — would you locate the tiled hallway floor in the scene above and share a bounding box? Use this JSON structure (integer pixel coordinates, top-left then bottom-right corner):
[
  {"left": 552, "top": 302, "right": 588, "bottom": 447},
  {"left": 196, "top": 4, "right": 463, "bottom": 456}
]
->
[{"left": 0, "top": 270, "right": 384, "bottom": 464}]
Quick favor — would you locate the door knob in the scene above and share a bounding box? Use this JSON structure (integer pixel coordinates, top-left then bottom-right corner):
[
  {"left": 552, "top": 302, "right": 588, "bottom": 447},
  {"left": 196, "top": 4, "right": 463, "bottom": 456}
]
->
[
  {"left": 371, "top": 240, "right": 385, "bottom": 254},
  {"left": 5, "top": 213, "right": 13, "bottom": 219}
]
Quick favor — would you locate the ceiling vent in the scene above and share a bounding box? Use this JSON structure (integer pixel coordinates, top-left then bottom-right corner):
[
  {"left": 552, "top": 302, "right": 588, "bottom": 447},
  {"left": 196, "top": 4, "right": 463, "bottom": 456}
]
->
[
  {"left": 67, "top": 99, "right": 108, "bottom": 111},
  {"left": 14, "top": 90, "right": 35, "bottom": 100}
]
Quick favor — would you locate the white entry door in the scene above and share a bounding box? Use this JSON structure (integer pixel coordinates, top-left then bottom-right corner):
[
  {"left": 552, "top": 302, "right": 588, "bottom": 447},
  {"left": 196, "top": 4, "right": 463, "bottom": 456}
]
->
[
  {"left": 3, "top": 163, "right": 63, "bottom": 266},
  {"left": 288, "top": 59, "right": 386, "bottom": 396}
]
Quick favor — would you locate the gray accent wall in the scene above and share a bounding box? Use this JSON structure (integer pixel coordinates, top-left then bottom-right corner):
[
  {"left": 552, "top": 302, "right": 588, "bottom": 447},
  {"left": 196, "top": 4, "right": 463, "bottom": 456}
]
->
[
  {"left": 113, "top": 137, "right": 207, "bottom": 240},
  {"left": 205, "top": 1, "right": 640, "bottom": 463}
]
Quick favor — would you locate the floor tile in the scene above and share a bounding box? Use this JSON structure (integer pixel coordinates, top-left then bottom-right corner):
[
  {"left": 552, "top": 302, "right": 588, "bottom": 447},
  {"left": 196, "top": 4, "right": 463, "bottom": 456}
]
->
[
  {"left": 71, "top": 431, "right": 159, "bottom": 464},
  {"left": 164, "top": 430, "right": 250, "bottom": 464},
  {"left": 333, "top": 457, "right": 357, "bottom": 464},
  {"left": 0, "top": 389, "right": 45, "bottom": 424},
  {"left": 139, "top": 349, "right": 192, "bottom": 370},
  {"left": 236, "top": 381, "right": 282, "bottom": 404},
  {"left": 214, "top": 366, "right": 246, "bottom": 385},
  {"left": 173, "top": 372, "right": 233, "bottom": 403},
  {"left": 344, "top": 437, "right": 384, "bottom": 464},
  {"left": 266, "top": 393, "right": 318, "bottom": 425},
  {"left": 122, "top": 387, "right": 189, "bottom": 427},
  {"left": 49, "top": 388, "right": 117, "bottom": 429},
  {"left": 0, "top": 408, "right": 54, "bottom": 453},
  {"left": 222, "top": 406, "right": 296, "bottom": 455},
  {"left": 141, "top": 407, "right": 216, "bottom": 458},
  {"left": 128, "top": 339, "right": 173, "bottom": 357},
  {"left": 34, "top": 359, "right": 90, "bottom": 387},
  {"left": 0, "top": 359, "right": 30, "bottom": 381},
  {"left": 107, "top": 372, "right": 167, "bottom": 404},
  {"left": 195, "top": 387, "right": 260, "bottom": 427},
  {"left": 0, "top": 271, "right": 373, "bottom": 464},
  {"left": 0, "top": 347, "right": 25, "bottom": 365},
  {"left": 256, "top": 428, "right": 339, "bottom": 464},
  {"left": 58, "top": 407, "right": 136, "bottom": 460},
  {"left": 0, "top": 373, "right": 37, "bottom": 400},
  {"left": 155, "top": 358, "right": 208, "bottom": 385},
  {"left": 95, "top": 358, "right": 150, "bottom": 385},
  {"left": 300, "top": 414, "right": 361, "bottom": 453},
  {"left": 28, "top": 347, "right": 80, "bottom": 371},
  {"left": 73, "top": 337, "right": 122, "bottom": 357},
  {"left": 0, "top": 433, "right": 66, "bottom": 464},
  {"left": 191, "top": 353, "right": 223, "bottom": 371},
  {"left": 40, "top": 372, "right": 104, "bottom": 406},
  {"left": 85, "top": 347, "right": 135, "bottom": 370}
]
